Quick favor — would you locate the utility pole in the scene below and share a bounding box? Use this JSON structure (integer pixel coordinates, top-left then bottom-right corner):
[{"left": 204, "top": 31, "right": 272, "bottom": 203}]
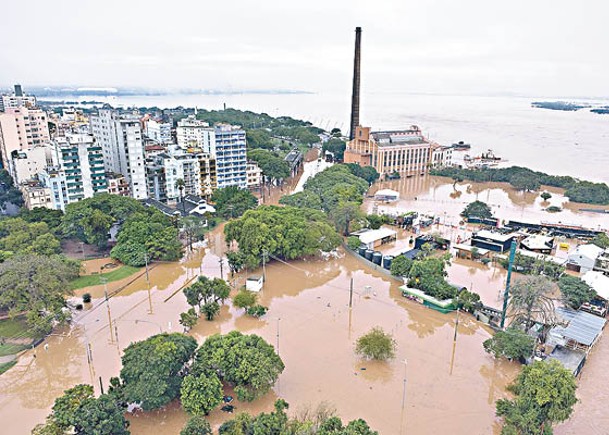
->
[
  {"left": 262, "top": 249, "right": 268, "bottom": 282},
  {"left": 401, "top": 359, "right": 407, "bottom": 409},
  {"left": 500, "top": 240, "right": 518, "bottom": 329},
  {"left": 276, "top": 317, "right": 281, "bottom": 355},
  {"left": 102, "top": 278, "right": 114, "bottom": 343},
  {"left": 219, "top": 258, "right": 224, "bottom": 280},
  {"left": 453, "top": 307, "right": 460, "bottom": 342},
  {"left": 349, "top": 277, "right": 354, "bottom": 308},
  {"left": 144, "top": 252, "right": 152, "bottom": 314}
]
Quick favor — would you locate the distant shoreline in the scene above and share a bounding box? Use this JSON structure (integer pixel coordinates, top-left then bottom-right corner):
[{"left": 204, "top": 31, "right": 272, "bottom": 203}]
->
[{"left": 532, "top": 101, "right": 609, "bottom": 114}]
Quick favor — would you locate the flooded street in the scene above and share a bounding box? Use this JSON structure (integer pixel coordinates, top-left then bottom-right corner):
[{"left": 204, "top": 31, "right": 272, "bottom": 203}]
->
[
  {"left": 366, "top": 175, "right": 608, "bottom": 231},
  {"left": 0, "top": 229, "right": 519, "bottom": 434}
]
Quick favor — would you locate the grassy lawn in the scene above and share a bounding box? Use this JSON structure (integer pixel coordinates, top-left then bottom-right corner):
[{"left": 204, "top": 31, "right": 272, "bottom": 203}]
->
[
  {"left": 70, "top": 265, "right": 141, "bottom": 290},
  {"left": 0, "top": 360, "right": 16, "bottom": 375},
  {"left": 0, "top": 343, "right": 28, "bottom": 357},
  {"left": 0, "top": 317, "right": 34, "bottom": 339}
]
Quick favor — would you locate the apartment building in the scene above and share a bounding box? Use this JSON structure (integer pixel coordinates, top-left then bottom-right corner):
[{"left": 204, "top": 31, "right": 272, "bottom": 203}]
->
[
  {"left": 0, "top": 85, "right": 37, "bottom": 112},
  {"left": 20, "top": 184, "right": 54, "bottom": 210},
  {"left": 246, "top": 162, "right": 263, "bottom": 188},
  {"left": 90, "top": 109, "right": 147, "bottom": 199},
  {"left": 8, "top": 146, "right": 53, "bottom": 184},
  {"left": 176, "top": 115, "right": 215, "bottom": 152},
  {"left": 213, "top": 124, "right": 247, "bottom": 189},
  {"left": 145, "top": 119, "right": 172, "bottom": 143},
  {"left": 38, "top": 134, "right": 108, "bottom": 210},
  {"left": 0, "top": 106, "right": 50, "bottom": 169}
]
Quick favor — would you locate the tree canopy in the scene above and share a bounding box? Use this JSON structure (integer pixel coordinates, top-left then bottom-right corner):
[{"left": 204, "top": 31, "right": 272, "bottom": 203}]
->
[
  {"left": 0, "top": 218, "right": 61, "bottom": 260},
  {"left": 322, "top": 138, "right": 347, "bottom": 161},
  {"left": 483, "top": 327, "right": 535, "bottom": 361},
  {"left": 180, "top": 370, "right": 223, "bottom": 415},
  {"left": 110, "top": 209, "right": 182, "bottom": 267},
  {"left": 248, "top": 149, "right": 290, "bottom": 181},
  {"left": 219, "top": 399, "right": 378, "bottom": 435},
  {"left": 192, "top": 331, "right": 284, "bottom": 402},
  {"left": 119, "top": 333, "right": 198, "bottom": 410},
  {"left": 183, "top": 276, "right": 231, "bottom": 321},
  {"left": 461, "top": 200, "right": 493, "bottom": 219},
  {"left": 496, "top": 360, "right": 577, "bottom": 434},
  {"left": 180, "top": 415, "right": 212, "bottom": 435},
  {"left": 344, "top": 163, "right": 380, "bottom": 185},
  {"left": 212, "top": 186, "right": 258, "bottom": 219},
  {"left": 355, "top": 327, "right": 397, "bottom": 361},
  {"left": 19, "top": 207, "right": 64, "bottom": 233},
  {"left": 224, "top": 205, "right": 341, "bottom": 269},
  {"left": 407, "top": 255, "right": 456, "bottom": 300},
  {"left": 0, "top": 254, "right": 80, "bottom": 334},
  {"left": 591, "top": 232, "right": 609, "bottom": 249},
  {"left": 390, "top": 255, "right": 413, "bottom": 277},
  {"left": 432, "top": 166, "right": 609, "bottom": 205},
  {"left": 62, "top": 194, "right": 144, "bottom": 247},
  {"left": 558, "top": 275, "right": 596, "bottom": 309},
  {"left": 34, "top": 384, "right": 129, "bottom": 435}
]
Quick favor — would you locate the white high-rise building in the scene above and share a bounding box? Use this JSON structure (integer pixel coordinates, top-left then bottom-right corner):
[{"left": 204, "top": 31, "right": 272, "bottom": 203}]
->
[
  {"left": 39, "top": 134, "right": 108, "bottom": 210},
  {"left": 0, "top": 85, "right": 37, "bottom": 112},
  {"left": 176, "top": 115, "right": 215, "bottom": 152},
  {"left": 145, "top": 119, "right": 172, "bottom": 144},
  {"left": 90, "top": 109, "right": 147, "bottom": 199},
  {"left": 213, "top": 124, "right": 247, "bottom": 189}
]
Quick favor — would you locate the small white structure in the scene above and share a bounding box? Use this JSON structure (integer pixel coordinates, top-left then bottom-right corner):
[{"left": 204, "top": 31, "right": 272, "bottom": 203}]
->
[
  {"left": 567, "top": 244, "right": 604, "bottom": 273},
  {"left": 246, "top": 275, "right": 264, "bottom": 292},
  {"left": 374, "top": 189, "right": 399, "bottom": 202},
  {"left": 582, "top": 271, "right": 609, "bottom": 301},
  {"left": 521, "top": 235, "right": 555, "bottom": 254},
  {"left": 358, "top": 227, "right": 397, "bottom": 249}
]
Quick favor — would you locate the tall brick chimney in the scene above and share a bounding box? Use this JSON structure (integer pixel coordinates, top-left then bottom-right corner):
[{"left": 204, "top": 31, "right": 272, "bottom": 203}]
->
[{"left": 349, "top": 27, "right": 362, "bottom": 140}]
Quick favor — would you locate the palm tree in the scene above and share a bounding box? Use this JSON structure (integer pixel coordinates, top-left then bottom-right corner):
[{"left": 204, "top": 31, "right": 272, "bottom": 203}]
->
[{"left": 175, "top": 178, "right": 186, "bottom": 213}]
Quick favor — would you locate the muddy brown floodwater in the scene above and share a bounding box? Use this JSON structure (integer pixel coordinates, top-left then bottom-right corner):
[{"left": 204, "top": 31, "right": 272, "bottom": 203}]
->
[
  {"left": 0, "top": 228, "right": 519, "bottom": 435},
  {"left": 366, "top": 175, "right": 608, "bottom": 231}
]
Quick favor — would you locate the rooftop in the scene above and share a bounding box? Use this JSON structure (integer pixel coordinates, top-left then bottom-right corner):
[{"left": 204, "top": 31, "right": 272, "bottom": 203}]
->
[
  {"left": 474, "top": 230, "right": 515, "bottom": 243},
  {"left": 581, "top": 271, "right": 609, "bottom": 301},
  {"left": 554, "top": 307, "right": 606, "bottom": 346},
  {"left": 358, "top": 227, "right": 397, "bottom": 244}
]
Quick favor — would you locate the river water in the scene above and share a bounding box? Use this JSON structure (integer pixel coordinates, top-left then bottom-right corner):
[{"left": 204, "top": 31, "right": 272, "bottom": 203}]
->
[{"left": 49, "top": 91, "right": 609, "bottom": 184}]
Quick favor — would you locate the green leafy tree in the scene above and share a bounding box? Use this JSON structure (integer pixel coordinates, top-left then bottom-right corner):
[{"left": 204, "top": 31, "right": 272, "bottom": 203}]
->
[
  {"left": 201, "top": 301, "right": 221, "bottom": 321},
  {"left": 180, "top": 371, "right": 223, "bottom": 415},
  {"left": 246, "top": 305, "right": 268, "bottom": 318},
  {"left": 71, "top": 394, "right": 129, "bottom": 435},
  {"left": 193, "top": 331, "right": 284, "bottom": 402},
  {"left": 233, "top": 290, "right": 258, "bottom": 310},
  {"left": 511, "top": 173, "right": 541, "bottom": 191},
  {"left": 120, "top": 333, "right": 198, "bottom": 410},
  {"left": 558, "top": 275, "right": 596, "bottom": 309},
  {"left": 226, "top": 250, "right": 247, "bottom": 275},
  {"left": 366, "top": 214, "right": 386, "bottom": 230},
  {"left": 456, "top": 289, "right": 481, "bottom": 313},
  {"left": 248, "top": 149, "right": 290, "bottom": 181},
  {"left": 212, "top": 186, "right": 258, "bottom": 219},
  {"left": 279, "top": 191, "right": 323, "bottom": 210},
  {"left": 540, "top": 191, "right": 552, "bottom": 201},
  {"left": 390, "top": 255, "right": 413, "bottom": 277},
  {"left": 19, "top": 207, "right": 64, "bottom": 233},
  {"left": 0, "top": 255, "right": 80, "bottom": 333},
  {"left": 181, "top": 415, "right": 213, "bottom": 435},
  {"left": 224, "top": 206, "right": 341, "bottom": 269},
  {"left": 51, "top": 384, "right": 94, "bottom": 429},
  {"left": 330, "top": 201, "right": 364, "bottom": 236},
  {"left": 407, "top": 255, "right": 456, "bottom": 300},
  {"left": 496, "top": 360, "right": 577, "bottom": 434},
  {"left": 355, "top": 327, "right": 396, "bottom": 361},
  {"left": 246, "top": 128, "right": 274, "bottom": 150},
  {"left": 461, "top": 200, "right": 493, "bottom": 219},
  {"left": 344, "top": 164, "right": 380, "bottom": 185},
  {"left": 347, "top": 236, "right": 361, "bottom": 250},
  {"left": 111, "top": 209, "right": 182, "bottom": 266},
  {"left": 483, "top": 327, "right": 535, "bottom": 361},
  {"left": 591, "top": 232, "right": 609, "bottom": 249},
  {"left": 0, "top": 218, "right": 62, "bottom": 260},
  {"left": 180, "top": 308, "right": 199, "bottom": 331},
  {"left": 322, "top": 138, "right": 347, "bottom": 161},
  {"left": 184, "top": 276, "right": 231, "bottom": 313}
]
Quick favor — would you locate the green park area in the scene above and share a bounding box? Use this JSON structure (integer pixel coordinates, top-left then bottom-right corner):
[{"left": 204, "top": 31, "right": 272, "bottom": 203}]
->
[{"left": 70, "top": 265, "right": 141, "bottom": 290}]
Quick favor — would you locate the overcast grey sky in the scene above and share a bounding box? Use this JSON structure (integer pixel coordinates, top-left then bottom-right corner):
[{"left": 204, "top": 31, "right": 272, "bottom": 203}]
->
[{"left": 2, "top": 0, "right": 607, "bottom": 97}]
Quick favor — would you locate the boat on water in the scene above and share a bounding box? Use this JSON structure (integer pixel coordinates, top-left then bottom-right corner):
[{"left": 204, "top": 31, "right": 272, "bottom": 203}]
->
[
  {"left": 464, "top": 149, "right": 506, "bottom": 168},
  {"left": 451, "top": 141, "right": 471, "bottom": 150}
]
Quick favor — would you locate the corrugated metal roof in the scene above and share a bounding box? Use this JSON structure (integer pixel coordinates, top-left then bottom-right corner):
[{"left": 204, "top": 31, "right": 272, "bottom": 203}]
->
[{"left": 555, "top": 307, "right": 606, "bottom": 346}]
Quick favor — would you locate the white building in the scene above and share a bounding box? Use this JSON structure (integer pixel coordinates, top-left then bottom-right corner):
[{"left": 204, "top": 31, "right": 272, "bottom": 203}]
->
[
  {"left": 9, "top": 146, "right": 53, "bottom": 184},
  {"left": 431, "top": 145, "right": 453, "bottom": 168},
  {"left": 567, "top": 244, "right": 605, "bottom": 273},
  {"left": 0, "top": 85, "right": 37, "bottom": 112},
  {"left": 145, "top": 119, "right": 172, "bottom": 144},
  {"left": 176, "top": 115, "right": 215, "bottom": 152},
  {"left": 20, "top": 184, "right": 53, "bottom": 210},
  {"left": 90, "top": 109, "right": 147, "bottom": 199},
  {"left": 214, "top": 124, "right": 247, "bottom": 189},
  {"left": 0, "top": 107, "right": 50, "bottom": 170},
  {"left": 38, "top": 134, "right": 108, "bottom": 210},
  {"left": 246, "top": 162, "right": 262, "bottom": 188}
]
